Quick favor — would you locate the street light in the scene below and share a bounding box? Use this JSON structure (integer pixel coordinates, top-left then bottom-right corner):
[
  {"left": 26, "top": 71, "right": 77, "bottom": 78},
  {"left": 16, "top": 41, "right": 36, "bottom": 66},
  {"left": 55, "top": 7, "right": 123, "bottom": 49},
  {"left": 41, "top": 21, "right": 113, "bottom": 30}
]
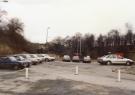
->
[{"left": 46, "top": 27, "right": 50, "bottom": 43}]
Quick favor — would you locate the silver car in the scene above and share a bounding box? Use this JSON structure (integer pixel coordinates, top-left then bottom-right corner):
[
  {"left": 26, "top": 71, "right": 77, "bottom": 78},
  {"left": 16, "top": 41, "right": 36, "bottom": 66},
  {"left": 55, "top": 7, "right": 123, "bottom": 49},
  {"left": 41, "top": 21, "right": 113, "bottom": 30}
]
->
[
  {"left": 19, "top": 54, "right": 39, "bottom": 65},
  {"left": 97, "top": 54, "right": 134, "bottom": 65},
  {"left": 63, "top": 55, "right": 71, "bottom": 62},
  {"left": 72, "top": 56, "right": 80, "bottom": 62},
  {"left": 42, "top": 54, "right": 55, "bottom": 62},
  {"left": 83, "top": 56, "right": 91, "bottom": 63}
]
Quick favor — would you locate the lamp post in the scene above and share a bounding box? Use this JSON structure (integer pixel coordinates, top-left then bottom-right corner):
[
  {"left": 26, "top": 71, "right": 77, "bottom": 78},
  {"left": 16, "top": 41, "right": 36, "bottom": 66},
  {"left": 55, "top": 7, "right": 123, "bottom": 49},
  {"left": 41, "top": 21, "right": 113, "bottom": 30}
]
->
[{"left": 46, "top": 27, "right": 50, "bottom": 43}]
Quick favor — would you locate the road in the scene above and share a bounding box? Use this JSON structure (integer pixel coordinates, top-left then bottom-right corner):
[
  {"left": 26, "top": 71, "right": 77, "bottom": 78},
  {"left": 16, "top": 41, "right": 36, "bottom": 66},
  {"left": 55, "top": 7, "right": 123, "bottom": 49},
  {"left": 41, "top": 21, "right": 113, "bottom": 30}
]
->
[{"left": 0, "top": 61, "right": 135, "bottom": 95}]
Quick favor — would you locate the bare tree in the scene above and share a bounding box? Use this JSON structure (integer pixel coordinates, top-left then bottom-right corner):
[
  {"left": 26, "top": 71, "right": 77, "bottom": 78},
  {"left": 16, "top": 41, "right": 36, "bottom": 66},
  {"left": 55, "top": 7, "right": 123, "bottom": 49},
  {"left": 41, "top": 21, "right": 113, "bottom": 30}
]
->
[{"left": 125, "top": 23, "right": 134, "bottom": 45}]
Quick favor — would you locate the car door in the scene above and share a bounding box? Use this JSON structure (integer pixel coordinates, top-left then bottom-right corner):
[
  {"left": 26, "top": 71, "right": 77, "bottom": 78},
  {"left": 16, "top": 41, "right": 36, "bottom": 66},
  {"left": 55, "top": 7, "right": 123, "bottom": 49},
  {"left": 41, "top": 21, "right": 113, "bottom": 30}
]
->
[
  {"left": 108, "top": 55, "right": 118, "bottom": 64},
  {"left": 3, "top": 58, "right": 12, "bottom": 69},
  {"left": 116, "top": 55, "right": 126, "bottom": 64},
  {"left": 0, "top": 58, "right": 3, "bottom": 68},
  {"left": 0, "top": 58, "right": 9, "bottom": 68}
]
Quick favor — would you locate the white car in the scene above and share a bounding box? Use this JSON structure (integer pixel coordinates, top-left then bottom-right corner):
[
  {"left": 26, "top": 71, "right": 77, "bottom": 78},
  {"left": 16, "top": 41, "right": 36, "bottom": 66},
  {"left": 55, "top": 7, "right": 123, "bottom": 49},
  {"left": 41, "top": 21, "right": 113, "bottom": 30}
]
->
[
  {"left": 63, "top": 55, "right": 71, "bottom": 62},
  {"left": 83, "top": 56, "right": 91, "bottom": 63},
  {"left": 42, "top": 54, "right": 55, "bottom": 62},
  {"left": 30, "top": 54, "right": 45, "bottom": 63},
  {"left": 72, "top": 56, "right": 80, "bottom": 62},
  {"left": 36, "top": 54, "right": 46, "bottom": 62},
  {"left": 97, "top": 54, "right": 134, "bottom": 66},
  {"left": 11, "top": 55, "right": 32, "bottom": 66},
  {"left": 19, "top": 54, "right": 39, "bottom": 65}
]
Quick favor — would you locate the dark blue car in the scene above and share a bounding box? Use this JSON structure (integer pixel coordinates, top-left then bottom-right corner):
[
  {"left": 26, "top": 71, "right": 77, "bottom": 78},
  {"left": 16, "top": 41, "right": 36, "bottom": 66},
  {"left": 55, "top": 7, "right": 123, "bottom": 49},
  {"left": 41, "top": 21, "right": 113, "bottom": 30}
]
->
[{"left": 0, "top": 56, "right": 30, "bottom": 70}]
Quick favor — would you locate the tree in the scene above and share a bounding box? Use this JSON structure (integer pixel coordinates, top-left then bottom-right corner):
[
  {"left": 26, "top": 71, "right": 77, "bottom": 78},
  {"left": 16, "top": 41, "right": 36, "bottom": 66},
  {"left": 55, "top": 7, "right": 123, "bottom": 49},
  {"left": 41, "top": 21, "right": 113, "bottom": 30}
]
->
[
  {"left": 49, "top": 37, "right": 65, "bottom": 55},
  {"left": 7, "top": 18, "right": 28, "bottom": 50},
  {"left": 125, "top": 30, "right": 133, "bottom": 45},
  {"left": 97, "top": 34, "right": 104, "bottom": 56},
  {"left": 97, "top": 34, "right": 104, "bottom": 47},
  {"left": 125, "top": 23, "right": 134, "bottom": 45},
  {"left": 83, "top": 33, "right": 95, "bottom": 56}
]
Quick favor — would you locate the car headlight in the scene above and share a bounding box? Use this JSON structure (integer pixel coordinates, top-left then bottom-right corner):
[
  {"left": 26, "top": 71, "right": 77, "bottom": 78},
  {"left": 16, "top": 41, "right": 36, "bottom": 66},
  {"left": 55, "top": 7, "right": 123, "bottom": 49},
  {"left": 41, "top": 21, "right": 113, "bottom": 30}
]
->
[
  {"left": 129, "top": 60, "right": 133, "bottom": 62},
  {"left": 98, "top": 59, "right": 103, "bottom": 61}
]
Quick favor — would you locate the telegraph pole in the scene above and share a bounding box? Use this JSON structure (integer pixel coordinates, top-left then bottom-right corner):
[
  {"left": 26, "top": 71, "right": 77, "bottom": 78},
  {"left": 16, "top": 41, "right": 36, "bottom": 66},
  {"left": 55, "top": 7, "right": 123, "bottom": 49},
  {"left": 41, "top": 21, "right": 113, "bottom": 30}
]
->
[
  {"left": 46, "top": 27, "right": 50, "bottom": 43},
  {"left": 80, "top": 37, "right": 81, "bottom": 56}
]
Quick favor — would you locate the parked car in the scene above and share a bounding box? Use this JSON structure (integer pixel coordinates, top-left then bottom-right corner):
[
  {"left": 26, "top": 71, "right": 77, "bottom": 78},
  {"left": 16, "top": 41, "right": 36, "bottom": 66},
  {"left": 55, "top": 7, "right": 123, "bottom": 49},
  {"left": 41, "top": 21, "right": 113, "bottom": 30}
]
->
[
  {"left": 19, "top": 54, "right": 39, "bottom": 65},
  {"left": 0, "top": 56, "right": 30, "bottom": 70},
  {"left": 43, "top": 54, "right": 55, "bottom": 62},
  {"left": 63, "top": 55, "right": 71, "bottom": 62},
  {"left": 11, "top": 55, "right": 32, "bottom": 66},
  {"left": 29, "top": 54, "right": 42, "bottom": 63},
  {"left": 97, "top": 54, "right": 134, "bottom": 65},
  {"left": 36, "top": 54, "right": 45, "bottom": 62},
  {"left": 83, "top": 56, "right": 91, "bottom": 63},
  {"left": 47, "top": 55, "right": 55, "bottom": 61},
  {"left": 72, "top": 56, "right": 80, "bottom": 62}
]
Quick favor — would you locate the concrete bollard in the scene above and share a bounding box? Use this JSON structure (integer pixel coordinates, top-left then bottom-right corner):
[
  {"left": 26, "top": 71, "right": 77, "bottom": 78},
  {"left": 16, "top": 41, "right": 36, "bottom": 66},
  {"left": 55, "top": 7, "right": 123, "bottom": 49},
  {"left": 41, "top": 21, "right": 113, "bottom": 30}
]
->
[
  {"left": 25, "top": 68, "right": 29, "bottom": 79},
  {"left": 75, "top": 66, "right": 79, "bottom": 75},
  {"left": 117, "top": 69, "right": 121, "bottom": 82}
]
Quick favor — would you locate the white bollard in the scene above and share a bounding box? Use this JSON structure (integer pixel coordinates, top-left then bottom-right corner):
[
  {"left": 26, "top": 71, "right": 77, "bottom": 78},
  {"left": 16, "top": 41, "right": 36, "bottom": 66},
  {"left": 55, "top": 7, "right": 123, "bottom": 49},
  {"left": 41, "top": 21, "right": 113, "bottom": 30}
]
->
[
  {"left": 118, "top": 69, "right": 121, "bottom": 82},
  {"left": 25, "top": 68, "right": 29, "bottom": 79},
  {"left": 75, "top": 66, "right": 79, "bottom": 75}
]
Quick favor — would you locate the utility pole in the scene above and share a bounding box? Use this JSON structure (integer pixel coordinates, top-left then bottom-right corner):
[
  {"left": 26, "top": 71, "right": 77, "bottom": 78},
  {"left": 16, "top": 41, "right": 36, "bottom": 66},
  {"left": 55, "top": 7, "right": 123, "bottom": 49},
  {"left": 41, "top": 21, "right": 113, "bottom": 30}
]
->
[
  {"left": 80, "top": 37, "right": 81, "bottom": 57},
  {"left": 46, "top": 27, "right": 50, "bottom": 43},
  {"left": 77, "top": 39, "right": 79, "bottom": 55}
]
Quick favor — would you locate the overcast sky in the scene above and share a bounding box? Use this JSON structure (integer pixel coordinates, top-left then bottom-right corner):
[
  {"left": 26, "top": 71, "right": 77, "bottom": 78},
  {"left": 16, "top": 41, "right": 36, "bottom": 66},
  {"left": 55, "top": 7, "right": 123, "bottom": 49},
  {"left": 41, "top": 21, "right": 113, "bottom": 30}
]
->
[{"left": 1, "top": 0, "right": 135, "bottom": 43}]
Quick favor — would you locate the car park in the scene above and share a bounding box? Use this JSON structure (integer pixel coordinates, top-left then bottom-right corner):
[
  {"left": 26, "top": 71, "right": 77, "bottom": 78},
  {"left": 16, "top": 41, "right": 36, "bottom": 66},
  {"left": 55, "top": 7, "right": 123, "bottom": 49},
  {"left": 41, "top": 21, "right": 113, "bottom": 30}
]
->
[
  {"left": 0, "top": 56, "right": 30, "bottom": 70},
  {"left": 97, "top": 54, "right": 134, "bottom": 66},
  {"left": 63, "top": 55, "right": 71, "bottom": 62},
  {"left": 72, "top": 56, "right": 80, "bottom": 62},
  {"left": 83, "top": 56, "right": 91, "bottom": 63}
]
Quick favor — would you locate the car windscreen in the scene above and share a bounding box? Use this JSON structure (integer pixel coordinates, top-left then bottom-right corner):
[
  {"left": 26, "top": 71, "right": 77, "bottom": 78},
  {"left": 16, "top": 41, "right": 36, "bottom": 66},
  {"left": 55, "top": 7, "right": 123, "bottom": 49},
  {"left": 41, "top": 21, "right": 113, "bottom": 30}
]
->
[
  {"left": 9, "top": 57, "right": 17, "bottom": 61},
  {"left": 64, "top": 55, "right": 70, "bottom": 58},
  {"left": 0, "top": 57, "right": 6, "bottom": 61},
  {"left": 21, "top": 55, "right": 27, "bottom": 59},
  {"left": 37, "top": 55, "right": 43, "bottom": 57},
  {"left": 14, "top": 56, "right": 22, "bottom": 61},
  {"left": 30, "top": 55, "right": 35, "bottom": 58}
]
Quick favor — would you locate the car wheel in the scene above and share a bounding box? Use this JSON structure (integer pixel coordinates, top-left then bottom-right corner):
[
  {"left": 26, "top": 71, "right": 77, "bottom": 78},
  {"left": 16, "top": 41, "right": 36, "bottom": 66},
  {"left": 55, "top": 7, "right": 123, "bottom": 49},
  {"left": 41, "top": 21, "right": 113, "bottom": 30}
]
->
[
  {"left": 100, "top": 63, "right": 103, "bottom": 65},
  {"left": 45, "top": 58, "right": 49, "bottom": 62},
  {"left": 33, "top": 62, "right": 37, "bottom": 65},
  {"left": 106, "top": 61, "right": 111, "bottom": 65},
  {"left": 13, "top": 65, "right": 19, "bottom": 70},
  {"left": 126, "top": 61, "right": 131, "bottom": 66},
  {"left": 27, "top": 63, "right": 31, "bottom": 67}
]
